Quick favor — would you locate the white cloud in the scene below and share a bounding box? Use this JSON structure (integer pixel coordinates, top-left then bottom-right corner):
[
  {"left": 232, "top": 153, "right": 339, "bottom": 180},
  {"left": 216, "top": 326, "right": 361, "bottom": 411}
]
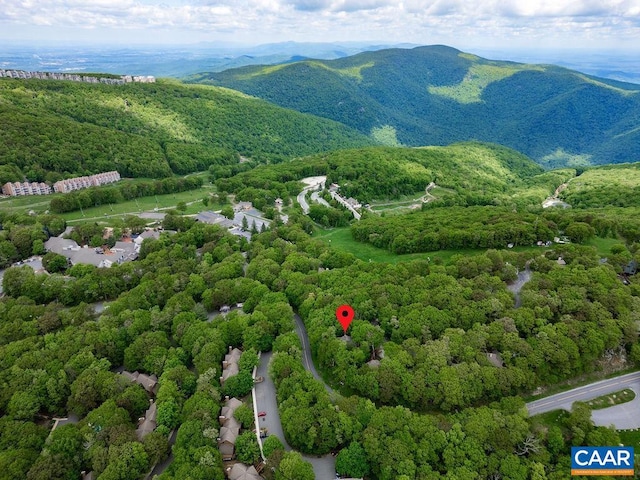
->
[{"left": 0, "top": 0, "right": 638, "bottom": 48}]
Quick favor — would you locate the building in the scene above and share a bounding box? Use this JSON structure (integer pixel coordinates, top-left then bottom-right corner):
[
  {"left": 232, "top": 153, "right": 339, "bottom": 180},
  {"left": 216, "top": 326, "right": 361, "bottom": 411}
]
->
[
  {"left": 120, "top": 371, "right": 159, "bottom": 395},
  {"left": 53, "top": 171, "right": 121, "bottom": 194},
  {"left": 226, "top": 463, "right": 262, "bottom": 480},
  {"left": 220, "top": 347, "right": 242, "bottom": 384},
  {"left": 218, "top": 396, "right": 243, "bottom": 461},
  {"left": 2, "top": 181, "right": 52, "bottom": 196},
  {"left": 136, "top": 401, "right": 157, "bottom": 440}
]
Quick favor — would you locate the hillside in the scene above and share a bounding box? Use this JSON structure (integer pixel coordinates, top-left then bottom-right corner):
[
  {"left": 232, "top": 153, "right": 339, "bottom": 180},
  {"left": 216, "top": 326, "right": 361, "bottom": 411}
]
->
[
  {"left": 559, "top": 163, "right": 640, "bottom": 208},
  {"left": 214, "top": 142, "right": 568, "bottom": 209},
  {"left": 0, "top": 77, "right": 373, "bottom": 183},
  {"left": 191, "top": 45, "right": 640, "bottom": 167}
]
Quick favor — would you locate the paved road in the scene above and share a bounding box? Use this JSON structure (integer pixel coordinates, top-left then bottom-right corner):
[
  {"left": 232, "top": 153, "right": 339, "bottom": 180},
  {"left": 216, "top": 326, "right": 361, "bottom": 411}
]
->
[
  {"left": 310, "top": 191, "right": 331, "bottom": 208},
  {"left": 294, "top": 314, "right": 333, "bottom": 395},
  {"left": 297, "top": 176, "right": 326, "bottom": 214},
  {"left": 255, "top": 351, "right": 336, "bottom": 479},
  {"left": 526, "top": 371, "right": 640, "bottom": 429}
]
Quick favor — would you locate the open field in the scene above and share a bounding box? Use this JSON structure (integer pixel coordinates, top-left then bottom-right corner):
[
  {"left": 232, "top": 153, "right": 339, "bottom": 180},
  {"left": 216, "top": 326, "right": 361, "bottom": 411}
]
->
[
  {"left": 61, "top": 187, "right": 217, "bottom": 222},
  {"left": 313, "top": 226, "right": 546, "bottom": 264},
  {"left": 585, "top": 236, "right": 623, "bottom": 257}
]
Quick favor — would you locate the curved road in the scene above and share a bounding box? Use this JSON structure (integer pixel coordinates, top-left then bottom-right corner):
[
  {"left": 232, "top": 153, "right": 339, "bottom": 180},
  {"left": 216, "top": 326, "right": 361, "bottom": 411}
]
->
[
  {"left": 526, "top": 371, "right": 640, "bottom": 429},
  {"left": 254, "top": 314, "right": 336, "bottom": 479}
]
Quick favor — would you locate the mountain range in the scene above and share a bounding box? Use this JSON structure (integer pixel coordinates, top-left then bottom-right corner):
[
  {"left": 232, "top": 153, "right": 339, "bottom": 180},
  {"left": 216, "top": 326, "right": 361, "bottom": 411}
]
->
[{"left": 191, "top": 45, "right": 640, "bottom": 168}]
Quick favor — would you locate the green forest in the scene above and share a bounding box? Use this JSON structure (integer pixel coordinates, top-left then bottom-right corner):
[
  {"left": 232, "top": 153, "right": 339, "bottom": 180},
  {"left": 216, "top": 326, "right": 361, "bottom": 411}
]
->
[
  {"left": 193, "top": 45, "right": 640, "bottom": 167},
  {"left": 1, "top": 212, "right": 638, "bottom": 479},
  {"left": 0, "top": 77, "right": 373, "bottom": 183}
]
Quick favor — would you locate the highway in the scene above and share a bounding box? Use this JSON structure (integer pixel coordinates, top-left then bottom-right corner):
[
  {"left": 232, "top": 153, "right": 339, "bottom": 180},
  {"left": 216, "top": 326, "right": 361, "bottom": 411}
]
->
[{"left": 526, "top": 371, "right": 640, "bottom": 429}]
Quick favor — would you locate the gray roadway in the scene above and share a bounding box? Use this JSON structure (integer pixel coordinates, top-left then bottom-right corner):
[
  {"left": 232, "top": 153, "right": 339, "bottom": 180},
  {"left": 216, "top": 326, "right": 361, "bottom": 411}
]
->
[
  {"left": 255, "top": 351, "right": 336, "bottom": 480},
  {"left": 526, "top": 371, "right": 640, "bottom": 429}
]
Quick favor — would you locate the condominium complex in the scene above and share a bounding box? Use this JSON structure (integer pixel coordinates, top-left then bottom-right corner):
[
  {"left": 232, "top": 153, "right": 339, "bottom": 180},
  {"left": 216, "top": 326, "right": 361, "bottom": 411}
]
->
[
  {"left": 2, "top": 181, "right": 52, "bottom": 196},
  {"left": 53, "top": 171, "right": 121, "bottom": 193},
  {"left": 2, "top": 171, "right": 121, "bottom": 197}
]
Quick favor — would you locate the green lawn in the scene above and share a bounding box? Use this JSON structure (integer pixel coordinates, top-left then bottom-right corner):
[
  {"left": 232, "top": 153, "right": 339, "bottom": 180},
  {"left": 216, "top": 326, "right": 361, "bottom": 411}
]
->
[
  {"left": 62, "top": 187, "right": 217, "bottom": 223},
  {"left": 619, "top": 429, "right": 640, "bottom": 449},
  {"left": 586, "top": 389, "right": 636, "bottom": 410},
  {"left": 585, "top": 236, "right": 623, "bottom": 256},
  {"left": 529, "top": 409, "right": 569, "bottom": 431},
  {"left": 312, "top": 227, "right": 535, "bottom": 264}
]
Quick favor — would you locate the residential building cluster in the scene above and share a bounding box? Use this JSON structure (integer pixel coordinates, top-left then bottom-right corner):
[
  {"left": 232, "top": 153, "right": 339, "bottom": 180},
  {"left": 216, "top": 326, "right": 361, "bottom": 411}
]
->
[
  {"left": 2, "top": 171, "right": 121, "bottom": 197},
  {"left": 53, "top": 170, "right": 121, "bottom": 193},
  {"left": 1, "top": 181, "right": 51, "bottom": 196},
  {"left": 0, "top": 69, "right": 155, "bottom": 84}
]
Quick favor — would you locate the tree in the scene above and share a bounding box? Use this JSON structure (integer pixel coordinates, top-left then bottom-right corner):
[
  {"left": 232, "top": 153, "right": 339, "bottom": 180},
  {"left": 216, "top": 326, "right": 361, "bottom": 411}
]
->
[
  {"left": 336, "top": 441, "right": 370, "bottom": 478},
  {"left": 176, "top": 201, "right": 187, "bottom": 212},
  {"left": 235, "top": 431, "right": 261, "bottom": 464},
  {"left": 221, "top": 206, "right": 235, "bottom": 220},
  {"left": 276, "top": 451, "right": 314, "bottom": 480},
  {"left": 233, "top": 404, "right": 254, "bottom": 429},
  {"left": 42, "top": 252, "right": 68, "bottom": 273},
  {"left": 262, "top": 435, "right": 285, "bottom": 458}
]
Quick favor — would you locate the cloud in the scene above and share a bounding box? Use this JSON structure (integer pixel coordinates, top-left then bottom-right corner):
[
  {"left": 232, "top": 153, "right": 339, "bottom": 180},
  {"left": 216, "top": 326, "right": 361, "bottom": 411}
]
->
[{"left": 0, "top": 0, "right": 638, "bottom": 48}]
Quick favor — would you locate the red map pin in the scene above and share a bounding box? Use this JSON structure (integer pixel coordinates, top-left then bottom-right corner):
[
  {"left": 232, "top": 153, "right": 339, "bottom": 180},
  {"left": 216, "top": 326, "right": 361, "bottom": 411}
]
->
[{"left": 336, "top": 305, "right": 355, "bottom": 333}]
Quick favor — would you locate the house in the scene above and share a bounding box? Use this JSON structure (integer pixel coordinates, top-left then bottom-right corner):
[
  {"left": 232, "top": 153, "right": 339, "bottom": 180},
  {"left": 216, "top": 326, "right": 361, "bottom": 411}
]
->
[
  {"left": 486, "top": 352, "right": 504, "bottom": 368},
  {"left": 136, "top": 401, "right": 157, "bottom": 440},
  {"left": 226, "top": 463, "right": 262, "bottom": 480},
  {"left": 624, "top": 260, "right": 638, "bottom": 275},
  {"left": 120, "top": 371, "right": 159, "bottom": 395},
  {"left": 218, "top": 397, "right": 243, "bottom": 461},
  {"left": 221, "top": 347, "right": 242, "bottom": 384}
]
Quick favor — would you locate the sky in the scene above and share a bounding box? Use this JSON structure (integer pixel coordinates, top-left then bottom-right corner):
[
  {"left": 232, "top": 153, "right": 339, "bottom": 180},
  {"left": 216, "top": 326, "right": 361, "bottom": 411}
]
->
[{"left": 0, "top": 0, "right": 639, "bottom": 51}]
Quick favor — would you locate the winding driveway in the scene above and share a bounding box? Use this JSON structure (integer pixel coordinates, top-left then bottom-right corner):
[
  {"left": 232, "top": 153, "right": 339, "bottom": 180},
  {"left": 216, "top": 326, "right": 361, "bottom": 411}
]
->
[
  {"left": 254, "top": 349, "right": 336, "bottom": 479},
  {"left": 526, "top": 371, "right": 640, "bottom": 429}
]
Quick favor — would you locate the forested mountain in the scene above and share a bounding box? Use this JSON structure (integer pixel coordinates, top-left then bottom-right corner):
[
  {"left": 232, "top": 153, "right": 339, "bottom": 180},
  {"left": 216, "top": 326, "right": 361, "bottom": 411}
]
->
[
  {"left": 0, "top": 78, "right": 373, "bottom": 183},
  {"left": 191, "top": 45, "right": 640, "bottom": 167}
]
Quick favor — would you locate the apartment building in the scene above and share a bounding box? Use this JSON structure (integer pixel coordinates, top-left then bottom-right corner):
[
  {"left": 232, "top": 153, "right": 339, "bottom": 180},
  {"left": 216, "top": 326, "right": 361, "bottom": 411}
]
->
[
  {"left": 2, "top": 181, "right": 52, "bottom": 196},
  {"left": 53, "top": 171, "right": 121, "bottom": 193}
]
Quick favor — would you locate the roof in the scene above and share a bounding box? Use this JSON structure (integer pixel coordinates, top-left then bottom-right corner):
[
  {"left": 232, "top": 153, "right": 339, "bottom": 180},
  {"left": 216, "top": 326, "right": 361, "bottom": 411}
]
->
[
  {"left": 45, "top": 237, "right": 79, "bottom": 254},
  {"left": 121, "top": 370, "right": 158, "bottom": 394},
  {"left": 226, "top": 348, "right": 242, "bottom": 363},
  {"left": 228, "top": 463, "right": 262, "bottom": 480},
  {"left": 219, "top": 425, "right": 240, "bottom": 444},
  {"left": 136, "top": 402, "right": 157, "bottom": 440},
  {"left": 224, "top": 397, "right": 244, "bottom": 413},
  {"left": 222, "top": 363, "right": 239, "bottom": 381},
  {"left": 196, "top": 211, "right": 235, "bottom": 229}
]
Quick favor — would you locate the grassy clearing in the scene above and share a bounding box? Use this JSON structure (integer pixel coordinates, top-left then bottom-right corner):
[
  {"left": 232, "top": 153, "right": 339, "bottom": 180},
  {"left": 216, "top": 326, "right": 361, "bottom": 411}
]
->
[
  {"left": 61, "top": 187, "right": 217, "bottom": 223},
  {"left": 586, "top": 389, "right": 636, "bottom": 410},
  {"left": 619, "top": 429, "right": 640, "bottom": 449},
  {"left": 312, "top": 226, "right": 537, "bottom": 264},
  {"left": 585, "top": 236, "right": 623, "bottom": 257},
  {"left": 529, "top": 409, "right": 569, "bottom": 431}
]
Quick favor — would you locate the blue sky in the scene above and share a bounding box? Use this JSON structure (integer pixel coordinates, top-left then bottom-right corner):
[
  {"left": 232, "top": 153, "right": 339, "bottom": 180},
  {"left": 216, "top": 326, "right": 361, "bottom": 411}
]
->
[{"left": 0, "top": 0, "right": 639, "bottom": 51}]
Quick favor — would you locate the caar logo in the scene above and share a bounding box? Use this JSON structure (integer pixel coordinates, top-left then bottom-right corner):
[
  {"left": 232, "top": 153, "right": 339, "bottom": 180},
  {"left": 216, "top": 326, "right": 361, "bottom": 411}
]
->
[{"left": 571, "top": 446, "right": 635, "bottom": 476}]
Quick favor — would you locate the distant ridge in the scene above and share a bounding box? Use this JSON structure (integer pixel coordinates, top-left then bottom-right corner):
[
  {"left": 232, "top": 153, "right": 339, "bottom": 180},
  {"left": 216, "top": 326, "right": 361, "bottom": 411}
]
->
[{"left": 191, "top": 45, "right": 640, "bottom": 167}]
